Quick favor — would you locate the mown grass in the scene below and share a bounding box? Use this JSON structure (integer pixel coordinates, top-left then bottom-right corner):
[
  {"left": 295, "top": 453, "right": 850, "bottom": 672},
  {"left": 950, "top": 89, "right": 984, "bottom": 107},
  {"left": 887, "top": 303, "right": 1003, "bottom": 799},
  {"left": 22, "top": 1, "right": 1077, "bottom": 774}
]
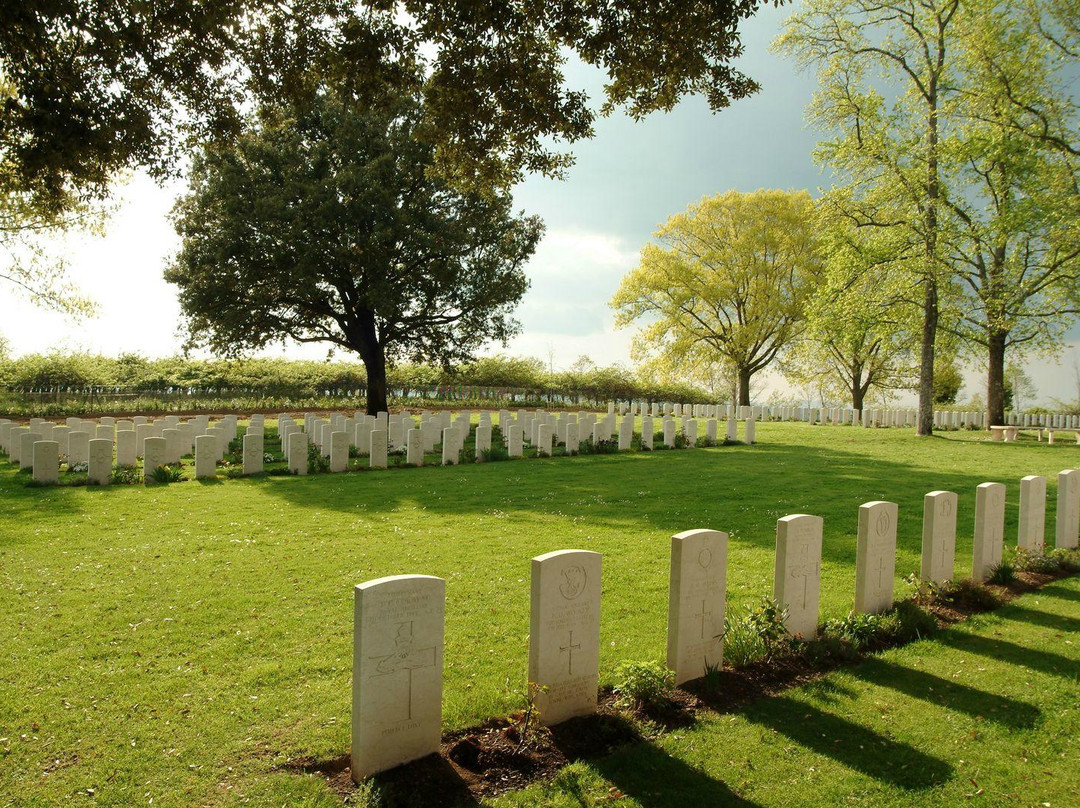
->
[{"left": 1, "top": 421, "right": 1078, "bottom": 807}]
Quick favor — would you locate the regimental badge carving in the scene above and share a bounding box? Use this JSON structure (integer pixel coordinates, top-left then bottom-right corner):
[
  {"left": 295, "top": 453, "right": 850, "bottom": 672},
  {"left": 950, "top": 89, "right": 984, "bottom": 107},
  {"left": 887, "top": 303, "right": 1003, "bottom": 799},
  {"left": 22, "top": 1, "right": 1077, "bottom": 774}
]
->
[
  {"left": 559, "top": 565, "right": 587, "bottom": 600},
  {"left": 875, "top": 510, "right": 891, "bottom": 536}
]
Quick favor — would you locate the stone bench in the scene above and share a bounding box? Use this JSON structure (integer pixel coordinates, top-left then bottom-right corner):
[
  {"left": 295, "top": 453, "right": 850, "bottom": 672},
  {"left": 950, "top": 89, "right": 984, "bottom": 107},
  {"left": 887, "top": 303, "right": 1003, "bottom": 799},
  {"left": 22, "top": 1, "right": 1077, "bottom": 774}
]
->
[
  {"left": 1044, "top": 428, "right": 1080, "bottom": 445},
  {"left": 989, "top": 425, "right": 1019, "bottom": 443}
]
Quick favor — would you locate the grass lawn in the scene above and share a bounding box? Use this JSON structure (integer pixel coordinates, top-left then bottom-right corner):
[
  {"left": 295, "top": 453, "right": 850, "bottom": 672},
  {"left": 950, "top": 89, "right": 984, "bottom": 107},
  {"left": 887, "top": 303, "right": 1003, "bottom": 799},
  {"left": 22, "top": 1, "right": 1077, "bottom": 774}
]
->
[{"left": 1, "top": 421, "right": 1078, "bottom": 806}]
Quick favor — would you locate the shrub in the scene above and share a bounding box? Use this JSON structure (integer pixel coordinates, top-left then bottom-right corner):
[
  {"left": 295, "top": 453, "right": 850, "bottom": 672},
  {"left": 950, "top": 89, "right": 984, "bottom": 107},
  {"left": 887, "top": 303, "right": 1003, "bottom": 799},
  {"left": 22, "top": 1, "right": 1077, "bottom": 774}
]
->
[
  {"left": 110, "top": 466, "right": 141, "bottom": 485},
  {"left": 613, "top": 661, "right": 676, "bottom": 712},
  {"left": 987, "top": 559, "right": 1016, "bottom": 585},
  {"left": 673, "top": 432, "right": 690, "bottom": 449},
  {"left": 938, "top": 578, "right": 1002, "bottom": 611},
  {"left": 459, "top": 446, "right": 477, "bottom": 464},
  {"left": 66, "top": 461, "right": 88, "bottom": 473},
  {"left": 695, "top": 436, "right": 716, "bottom": 448},
  {"left": 307, "top": 443, "right": 330, "bottom": 474},
  {"left": 881, "top": 600, "right": 938, "bottom": 644},
  {"left": 578, "top": 436, "right": 618, "bottom": 455},
  {"left": 722, "top": 597, "right": 791, "bottom": 666},
  {"left": 819, "top": 612, "right": 885, "bottom": 654},
  {"left": 1013, "top": 547, "right": 1069, "bottom": 574},
  {"left": 480, "top": 445, "right": 510, "bottom": 462},
  {"left": 149, "top": 464, "right": 184, "bottom": 483}
]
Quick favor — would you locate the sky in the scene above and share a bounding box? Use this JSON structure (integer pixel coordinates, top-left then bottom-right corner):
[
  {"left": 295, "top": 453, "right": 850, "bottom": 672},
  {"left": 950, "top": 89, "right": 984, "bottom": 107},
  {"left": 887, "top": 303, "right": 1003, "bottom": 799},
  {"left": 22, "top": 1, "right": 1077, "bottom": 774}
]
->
[{"left": 3, "top": 2, "right": 1078, "bottom": 407}]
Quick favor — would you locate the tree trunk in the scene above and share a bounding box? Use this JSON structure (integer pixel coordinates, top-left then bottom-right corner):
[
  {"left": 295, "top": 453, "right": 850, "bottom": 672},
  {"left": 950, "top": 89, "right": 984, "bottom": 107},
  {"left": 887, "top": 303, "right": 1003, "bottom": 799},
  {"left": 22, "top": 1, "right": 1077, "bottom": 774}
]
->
[
  {"left": 349, "top": 308, "right": 389, "bottom": 415},
  {"left": 737, "top": 366, "right": 752, "bottom": 407},
  {"left": 986, "top": 330, "right": 1007, "bottom": 426},
  {"left": 917, "top": 278, "right": 938, "bottom": 436},
  {"left": 851, "top": 379, "right": 865, "bottom": 412}
]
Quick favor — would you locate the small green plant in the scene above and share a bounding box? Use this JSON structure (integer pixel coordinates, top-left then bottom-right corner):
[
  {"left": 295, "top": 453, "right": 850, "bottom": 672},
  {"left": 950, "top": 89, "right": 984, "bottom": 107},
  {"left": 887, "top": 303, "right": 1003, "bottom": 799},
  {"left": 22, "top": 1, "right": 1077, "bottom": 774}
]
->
[
  {"left": 881, "top": 600, "right": 938, "bottom": 644},
  {"left": 110, "top": 466, "right": 141, "bottom": 485},
  {"left": 938, "top": 578, "right": 1002, "bottom": 611},
  {"left": 307, "top": 443, "right": 330, "bottom": 474},
  {"left": 701, "top": 657, "right": 724, "bottom": 692},
  {"left": 819, "top": 612, "right": 885, "bottom": 654},
  {"left": 695, "top": 436, "right": 716, "bottom": 448},
  {"left": 987, "top": 558, "right": 1016, "bottom": 585},
  {"left": 613, "top": 660, "right": 676, "bottom": 712},
  {"left": 67, "top": 461, "right": 88, "bottom": 473},
  {"left": 224, "top": 466, "right": 244, "bottom": 479},
  {"left": 1013, "top": 547, "right": 1066, "bottom": 574},
  {"left": 504, "top": 680, "right": 548, "bottom": 753},
  {"left": 458, "top": 446, "right": 477, "bottom": 464},
  {"left": 578, "top": 436, "right": 618, "bottom": 455},
  {"left": 722, "top": 596, "right": 791, "bottom": 666},
  {"left": 480, "top": 445, "right": 510, "bottom": 462},
  {"left": 673, "top": 432, "right": 690, "bottom": 449},
  {"left": 149, "top": 464, "right": 184, "bottom": 483}
]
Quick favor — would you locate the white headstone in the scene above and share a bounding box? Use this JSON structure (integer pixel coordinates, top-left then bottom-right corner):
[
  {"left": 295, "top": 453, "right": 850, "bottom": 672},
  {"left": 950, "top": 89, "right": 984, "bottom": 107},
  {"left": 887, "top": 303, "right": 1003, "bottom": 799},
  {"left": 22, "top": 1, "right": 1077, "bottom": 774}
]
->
[
  {"left": 537, "top": 423, "right": 553, "bottom": 457},
  {"left": 474, "top": 425, "right": 491, "bottom": 460},
  {"left": 19, "top": 432, "right": 37, "bottom": 470},
  {"left": 351, "top": 575, "right": 444, "bottom": 781},
  {"left": 287, "top": 431, "right": 308, "bottom": 475},
  {"left": 507, "top": 424, "right": 523, "bottom": 458},
  {"left": 1055, "top": 469, "right": 1080, "bottom": 549},
  {"left": 68, "top": 431, "right": 90, "bottom": 465},
  {"left": 243, "top": 433, "right": 264, "bottom": 475},
  {"left": 327, "top": 430, "right": 347, "bottom": 473},
  {"left": 143, "top": 437, "right": 166, "bottom": 481},
  {"left": 195, "top": 435, "right": 217, "bottom": 479},
  {"left": 529, "top": 549, "right": 601, "bottom": 725},
  {"left": 1018, "top": 475, "right": 1046, "bottom": 551},
  {"left": 920, "top": 491, "right": 958, "bottom": 585},
  {"left": 854, "top": 501, "right": 898, "bottom": 614},
  {"left": 406, "top": 428, "right": 424, "bottom": 466},
  {"left": 369, "top": 429, "right": 388, "bottom": 469},
  {"left": 32, "top": 440, "right": 59, "bottom": 484},
  {"left": 88, "top": 438, "right": 112, "bottom": 485},
  {"left": 774, "top": 514, "right": 823, "bottom": 639},
  {"left": 972, "top": 482, "right": 1006, "bottom": 582},
  {"left": 667, "top": 529, "right": 727, "bottom": 685}
]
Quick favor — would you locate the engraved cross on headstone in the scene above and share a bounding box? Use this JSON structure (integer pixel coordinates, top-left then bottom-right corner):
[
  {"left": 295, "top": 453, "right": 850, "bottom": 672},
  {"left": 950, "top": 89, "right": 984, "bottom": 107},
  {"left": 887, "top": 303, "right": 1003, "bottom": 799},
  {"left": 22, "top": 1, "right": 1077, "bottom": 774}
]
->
[
  {"left": 560, "top": 631, "right": 581, "bottom": 676},
  {"left": 693, "top": 599, "right": 711, "bottom": 639},
  {"left": 369, "top": 620, "right": 437, "bottom": 722}
]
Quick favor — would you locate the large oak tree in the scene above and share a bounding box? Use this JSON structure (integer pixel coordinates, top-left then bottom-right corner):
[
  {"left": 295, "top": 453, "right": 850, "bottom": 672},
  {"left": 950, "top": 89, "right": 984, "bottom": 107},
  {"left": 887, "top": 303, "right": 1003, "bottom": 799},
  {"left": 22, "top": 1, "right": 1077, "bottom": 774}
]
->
[{"left": 165, "top": 89, "right": 541, "bottom": 414}]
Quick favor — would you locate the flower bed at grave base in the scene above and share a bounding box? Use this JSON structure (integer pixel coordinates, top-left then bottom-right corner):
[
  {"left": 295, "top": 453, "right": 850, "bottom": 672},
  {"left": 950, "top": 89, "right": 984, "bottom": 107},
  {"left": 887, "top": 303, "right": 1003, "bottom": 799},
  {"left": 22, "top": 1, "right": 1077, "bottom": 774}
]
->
[{"left": 287, "top": 560, "right": 1079, "bottom": 805}]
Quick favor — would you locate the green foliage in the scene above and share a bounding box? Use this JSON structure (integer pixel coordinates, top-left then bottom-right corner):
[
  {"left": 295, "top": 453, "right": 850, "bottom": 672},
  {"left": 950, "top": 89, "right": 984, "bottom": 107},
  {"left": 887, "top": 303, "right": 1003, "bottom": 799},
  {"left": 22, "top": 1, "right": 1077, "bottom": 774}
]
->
[
  {"left": 1013, "top": 547, "right": 1080, "bottom": 574},
  {"left": 673, "top": 432, "right": 690, "bottom": 449},
  {"left": 611, "top": 190, "right": 820, "bottom": 406},
  {"left": 480, "top": 445, "right": 511, "bottom": 463},
  {"left": 306, "top": 443, "right": 329, "bottom": 475},
  {"left": 937, "top": 579, "right": 1002, "bottom": 612},
  {"left": 613, "top": 661, "right": 676, "bottom": 712},
  {"left": 109, "top": 466, "right": 141, "bottom": 485},
  {"left": 819, "top": 612, "right": 886, "bottom": 655},
  {"left": 149, "top": 464, "right": 184, "bottom": 484},
  {"left": 167, "top": 88, "right": 543, "bottom": 413},
  {"left": 722, "top": 597, "right": 792, "bottom": 666},
  {"left": 933, "top": 357, "right": 964, "bottom": 405},
  {"left": 578, "top": 436, "right": 619, "bottom": 455},
  {"left": 987, "top": 559, "right": 1016, "bottom": 586}
]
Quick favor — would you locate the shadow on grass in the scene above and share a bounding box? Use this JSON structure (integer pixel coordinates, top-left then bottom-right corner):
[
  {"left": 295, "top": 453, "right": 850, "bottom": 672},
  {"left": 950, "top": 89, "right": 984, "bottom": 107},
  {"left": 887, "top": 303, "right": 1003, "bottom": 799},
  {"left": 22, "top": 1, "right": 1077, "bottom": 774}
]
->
[
  {"left": 1037, "top": 582, "right": 1080, "bottom": 603},
  {"left": 740, "top": 695, "right": 953, "bottom": 789},
  {"left": 254, "top": 436, "right": 1036, "bottom": 569},
  {"left": 936, "top": 632, "right": 1079, "bottom": 678},
  {"left": 590, "top": 739, "right": 766, "bottom": 808},
  {"left": 854, "top": 657, "right": 1040, "bottom": 728},
  {"left": 998, "top": 603, "right": 1080, "bottom": 634}
]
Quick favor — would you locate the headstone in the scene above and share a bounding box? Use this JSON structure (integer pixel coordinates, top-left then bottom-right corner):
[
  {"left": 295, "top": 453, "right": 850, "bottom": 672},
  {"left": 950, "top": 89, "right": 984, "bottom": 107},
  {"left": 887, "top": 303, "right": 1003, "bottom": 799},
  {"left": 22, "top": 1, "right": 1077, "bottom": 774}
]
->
[
  {"left": 32, "top": 440, "right": 59, "bottom": 484},
  {"left": 744, "top": 415, "right": 756, "bottom": 444},
  {"left": 1055, "top": 469, "right": 1080, "bottom": 549},
  {"left": 474, "top": 425, "right": 491, "bottom": 460},
  {"left": 854, "top": 501, "right": 898, "bottom": 614},
  {"left": 1018, "top": 475, "right": 1047, "bottom": 551},
  {"left": 330, "top": 430, "right": 349, "bottom": 472},
  {"left": 667, "top": 529, "right": 727, "bottom": 685},
  {"left": 88, "top": 439, "right": 112, "bottom": 485},
  {"left": 684, "top": 418, "right": 698, "bottom": 446},
  {"left": 618, "top": 417, "right": 633, "bottom": 451},
  {"left": 351, "top": 575, "right": 444, "bottom": 781},
  {"left": 920, "top": 491, "right": 958, "bottom": 585},
  {"left": 162, "top": 428, "right": 182, "bottom": 465},
  {"left": 663, "top": 418, "right": 676, "bottom": 448},
  {"left": 441, "top": 427, "right": 457, "bottom": 465},
  {"left": 565, "top": 423, "right": 578, "bottom": 456},
  {"left": 287, "top": 431, "right": 308, "bottom": 475},
  {"left": 68, "top": 431, "right": 90, "bottom": 466},
  {"left": 529, "top": 549, "right": 601, "bottom": 725},
  {"left": 537, "top": 423, "right": 553, "bottom": 457},
  {"left": 406, "top": 428, "right": 424, "bottom": 466},
  {"left": 243, "top": 433, "right": 264, "bottom": 475},
  {"left": 507, "top": 424, "right": 523, "bottom": 457},
  {"left": 640, "top": 416, "right": 653, "bottom": 450},
  {"left": 726, "top": 416, "right": 737, "bottom": 442},
  {"left": 195, "top": 435, "right": 217, "bottom": 479},
  {"left": 972, "top": 482, "right": 1006, "bottom": 582},
  {"left": 370, "top": 429, "right": 388, "bottom": 469},
  {"left": 774, "top": 514, "right": 823, "bottom": 639},
  {"left": 143, "top": 437, "right": 166, "bottom": 482},
  {"left": 19, "top": 432, "right": 37, "bottom": 470}
]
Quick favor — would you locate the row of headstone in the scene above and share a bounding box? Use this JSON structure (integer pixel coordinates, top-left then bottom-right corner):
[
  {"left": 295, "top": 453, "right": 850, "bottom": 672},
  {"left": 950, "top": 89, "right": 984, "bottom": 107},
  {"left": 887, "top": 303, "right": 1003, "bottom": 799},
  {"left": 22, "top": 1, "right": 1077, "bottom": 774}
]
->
[
  {"left": 0, "top": 414, "right": 241, "bottom": 485},
  {"left": 349, "top": 467, "right": 1079, "bottom": 780}
]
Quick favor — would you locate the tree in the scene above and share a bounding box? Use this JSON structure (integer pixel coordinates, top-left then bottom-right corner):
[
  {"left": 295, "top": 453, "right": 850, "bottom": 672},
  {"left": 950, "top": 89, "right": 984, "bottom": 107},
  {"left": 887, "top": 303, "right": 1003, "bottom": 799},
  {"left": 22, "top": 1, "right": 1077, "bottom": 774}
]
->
[
  {"left": 2, "top": 0, "right": 775, "bottom": 216},
  {"left": 932, "top": 355, "right": 964, "bottom": 404},
  {"left": 1003, "top": 360, "right": 1037, "bottom": 411},
  {"left": 611, "top": 189, "right": 819, "bottom": 407},
  {"left": 782, "top": 205, "right": 918, "bottom": 410},
  {"left": 939, "top": 4, "right": 1080, "bottom": 425},
  {"left": 165, "top": 88, "right": 542, "bottom": 414},
  {"left": 777, "top": 0, "right": 962, "bottom": 435}
]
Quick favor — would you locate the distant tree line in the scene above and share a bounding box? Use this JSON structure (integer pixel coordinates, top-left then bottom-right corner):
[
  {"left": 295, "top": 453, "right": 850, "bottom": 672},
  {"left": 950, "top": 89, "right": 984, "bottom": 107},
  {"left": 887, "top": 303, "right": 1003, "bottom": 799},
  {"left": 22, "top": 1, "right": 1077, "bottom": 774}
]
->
[{"left": 0, "top": 352, "right": 712, "bottom": 407}]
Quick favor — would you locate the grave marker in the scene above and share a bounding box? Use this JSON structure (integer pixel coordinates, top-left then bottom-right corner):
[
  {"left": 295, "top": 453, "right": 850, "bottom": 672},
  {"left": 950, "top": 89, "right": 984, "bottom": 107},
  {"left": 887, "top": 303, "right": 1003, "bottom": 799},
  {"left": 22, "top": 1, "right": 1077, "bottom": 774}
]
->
[
  {"left": 854, "top": 501, "right": 898, "bottom": 614},
  {"left": 667, "top": 529, "right": 727, "bottom": 685},
  {"left": 774, "top": 514, "right": 823, "bottom": 639},
  {"left": 1018, "top": 475, "right": 1047, "bottom": 551},
  {"left": 529, "top": 549, "right": 601, "bottom": 725},
  {"left": 921, "top": 491, "right": 958, "bottom": 585},
  {"left": 1055, "top": 470, "right": 1080, "bottom": 549},
  {"left": 972, "top": 482, "right": 1006, "bottom": 582},
  {"left": 351, "top": 575, "right": 444, "bottom": 781},
  {"left": 88, "top": 439, "right": 112, "bottom": 485}
]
